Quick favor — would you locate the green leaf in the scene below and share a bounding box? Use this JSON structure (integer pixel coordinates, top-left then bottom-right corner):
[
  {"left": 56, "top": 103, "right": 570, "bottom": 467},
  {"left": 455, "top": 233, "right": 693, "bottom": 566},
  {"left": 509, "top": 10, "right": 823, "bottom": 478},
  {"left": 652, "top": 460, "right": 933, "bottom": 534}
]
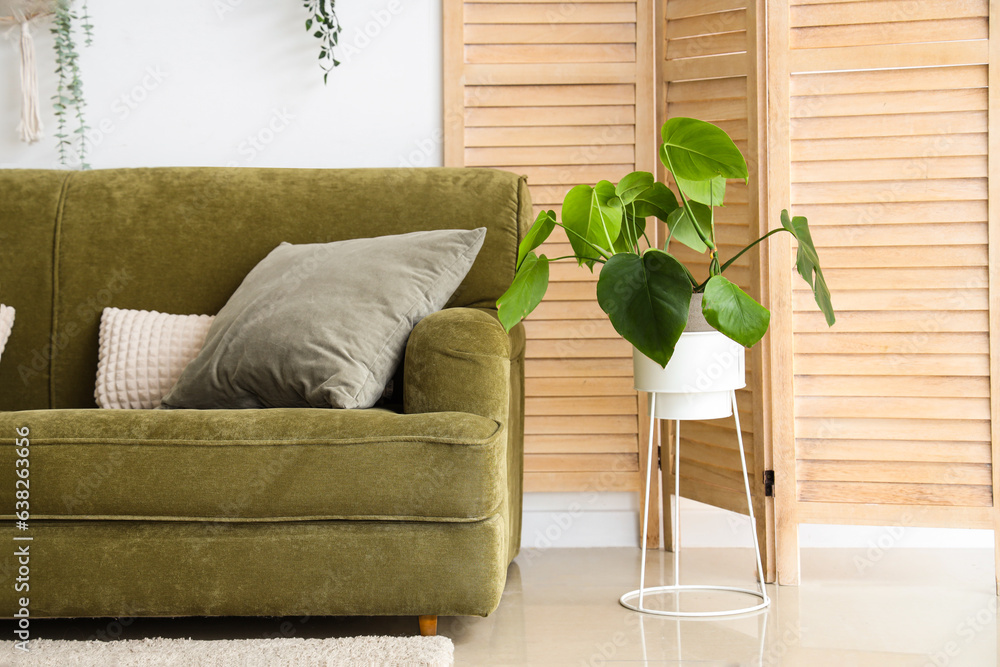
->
[
  {"left": 611, "top": 213, "right": 647, "bottom": 254},
  {"left": 615, "top": 171, "right": 654, "bottom": 205},
  {"left": 702, "top": 275, "right": 771, "bottom": 347},
  {"left": 665, "top": 204, "right": 712, "bottom": 254},
  {"left": 562, "top": 182, "right": 623, "bottom": 266},
  {"left": 596, "top": 249, "right": 692, "bottom": 367},
  {"left": 674, "top": 174, "right": 726, "bottom": 207},
  {"left": 781, "top": 210, "right": 836, "bottom": 326},
  {"left": 518, "top": 209, "right": 556, "bottom": 269},
  {"left": 497, "top": 252, "right": 550, "bottom": 331},
  {"left": 630, "top": 182, "right": 679, "bottom": 221},
  {"left": 660, "top": 117, "right": 748, "bottom": 183}
]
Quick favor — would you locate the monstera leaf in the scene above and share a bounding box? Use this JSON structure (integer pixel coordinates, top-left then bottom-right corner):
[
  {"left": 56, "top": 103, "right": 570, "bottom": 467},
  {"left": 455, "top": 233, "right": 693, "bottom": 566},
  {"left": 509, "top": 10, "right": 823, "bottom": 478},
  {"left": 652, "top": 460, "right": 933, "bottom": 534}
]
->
[
  {"left": 517, "top": 210, "right": 556, "bottom": 269},
  {"left": 630, "top": 181, "right": 679, "bottom": 221},
  {"left": 498, "top": 252, "right": 549, "bottom": 331},
  {"left": 701, "top": 275, "right": 770, "bottom": 348},
  {"left": 596, "top": 249, "right": 692, "bottom": 367},
  {"left": 562, "top": 181, "right": 621, "bottom": 267},
  {"left": 666, "top": 200, "right": 714, "bottom": 253},
  {"left": 781, "top": 210, "right": 835, "bottom": 326},
  {"left": 612, "top": 213, "right": 647, "bottom": 254},
  {"left": 615, "top": 171, "right": 655, "bottom": 204},
  {"left": 674, "top": 174, "right": 726, "bottom": 207},
  {"left": 660, "top": 117, "right": 749, "bottom": 183}
]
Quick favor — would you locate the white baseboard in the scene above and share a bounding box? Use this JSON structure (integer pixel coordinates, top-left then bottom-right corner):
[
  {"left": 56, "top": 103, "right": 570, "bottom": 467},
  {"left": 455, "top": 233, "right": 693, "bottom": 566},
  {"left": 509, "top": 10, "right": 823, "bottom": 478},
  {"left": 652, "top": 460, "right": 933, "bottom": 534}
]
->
[
  {"left": 521, "top": 492, "right": 639, "bottom": 548},
  {"left": 521, "top": 493, "right": 995, "bottom": 549}
]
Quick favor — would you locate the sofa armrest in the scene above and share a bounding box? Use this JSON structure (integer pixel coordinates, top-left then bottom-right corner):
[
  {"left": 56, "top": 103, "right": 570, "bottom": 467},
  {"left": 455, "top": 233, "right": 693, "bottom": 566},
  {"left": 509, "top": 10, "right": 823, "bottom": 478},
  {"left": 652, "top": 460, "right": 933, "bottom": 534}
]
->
[{"left": 403, "top": 308, "right": 511, "bottom": 423}]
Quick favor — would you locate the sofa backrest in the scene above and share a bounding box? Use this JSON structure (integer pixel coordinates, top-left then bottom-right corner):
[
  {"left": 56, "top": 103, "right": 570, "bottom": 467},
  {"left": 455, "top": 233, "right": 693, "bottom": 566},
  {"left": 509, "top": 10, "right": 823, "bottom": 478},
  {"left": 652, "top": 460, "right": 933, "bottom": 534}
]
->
[{"left": 0, "top": 167, "right": 531, "bottom": 411}]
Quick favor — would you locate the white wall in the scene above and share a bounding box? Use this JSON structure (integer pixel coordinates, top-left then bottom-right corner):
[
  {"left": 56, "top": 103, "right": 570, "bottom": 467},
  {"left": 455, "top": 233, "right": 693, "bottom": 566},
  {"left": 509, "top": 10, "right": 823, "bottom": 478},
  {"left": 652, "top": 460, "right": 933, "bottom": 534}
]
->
[{"left": 0, "top": 0, "right": 442, "bottom": 169}]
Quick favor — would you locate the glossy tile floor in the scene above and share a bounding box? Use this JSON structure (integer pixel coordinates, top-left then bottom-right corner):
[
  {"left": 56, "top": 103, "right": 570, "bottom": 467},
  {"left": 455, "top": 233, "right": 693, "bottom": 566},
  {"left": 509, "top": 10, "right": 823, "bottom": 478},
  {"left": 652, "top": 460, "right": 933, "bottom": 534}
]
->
[
  {"left": 14, "top": 547, "right": 998, "bottom": 666},
  {"left": 446, "top": 547, "right": 999, "bottom": 665}
]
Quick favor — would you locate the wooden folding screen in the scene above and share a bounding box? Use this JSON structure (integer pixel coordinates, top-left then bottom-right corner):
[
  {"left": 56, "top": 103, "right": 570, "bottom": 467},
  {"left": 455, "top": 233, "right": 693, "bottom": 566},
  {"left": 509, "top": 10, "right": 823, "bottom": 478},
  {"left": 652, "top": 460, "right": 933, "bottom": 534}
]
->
[
  {"left": 443, "top": 0, "right": 662, "bottom": 545},
  {"left": 445, "top": 0, "right": 1000, "bottom": 584},
  {"left": 765, "top": 0, "right": 1000, "bottom": 586},
  {"left": 656, "top": 0, "right": 772, "bottom": 577}
]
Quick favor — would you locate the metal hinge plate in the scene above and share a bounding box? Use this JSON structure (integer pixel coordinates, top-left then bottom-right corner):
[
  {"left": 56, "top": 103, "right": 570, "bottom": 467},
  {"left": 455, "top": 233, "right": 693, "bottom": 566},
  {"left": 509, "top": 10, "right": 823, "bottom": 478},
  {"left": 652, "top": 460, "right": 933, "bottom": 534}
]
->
[{"left": 763, "top": 470, "right": 775, "bottom": 497}]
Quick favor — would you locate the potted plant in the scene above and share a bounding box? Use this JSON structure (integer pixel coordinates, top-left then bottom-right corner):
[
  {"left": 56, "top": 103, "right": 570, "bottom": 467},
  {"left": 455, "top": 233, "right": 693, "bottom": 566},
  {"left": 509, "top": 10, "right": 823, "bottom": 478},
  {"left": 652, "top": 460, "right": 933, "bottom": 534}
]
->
[{"left": 496, "top": 117, "right": 835, "bottom": 419}]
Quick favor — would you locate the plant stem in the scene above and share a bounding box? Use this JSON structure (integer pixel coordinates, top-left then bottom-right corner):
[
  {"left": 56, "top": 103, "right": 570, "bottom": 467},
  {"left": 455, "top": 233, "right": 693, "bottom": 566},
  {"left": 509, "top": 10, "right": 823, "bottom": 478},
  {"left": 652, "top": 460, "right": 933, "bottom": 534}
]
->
[
  {"left": 661, "top": 151, "right": 715, "bottom": 251},
  {"left": 676, "top": 259, "right": 699, "bottom": 288},
  {"left": 663, "top": 218, "right": 677, "bottom": 250},
  {"left": 719, "top": 227, "right": 787, "bottom": 273},
  {"left": 627, "top": 202, "right": 639, "bottom": 254},
  {"left": 553, "top": 221, "right": 611, "bottom": 260},
  {"left": 599, "top": 209, "right": 617, "bottom": 255},
  {"left": 547, "top": 255, "right": 606, "bottom": 264}
]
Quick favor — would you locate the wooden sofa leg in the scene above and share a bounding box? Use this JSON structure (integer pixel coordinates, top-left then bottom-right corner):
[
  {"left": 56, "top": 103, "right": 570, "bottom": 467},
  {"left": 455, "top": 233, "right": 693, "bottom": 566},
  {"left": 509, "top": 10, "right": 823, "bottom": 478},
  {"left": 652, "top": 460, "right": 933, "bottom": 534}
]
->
[{"left": 418, "top": 615, "right": 438, "bottom": 636}]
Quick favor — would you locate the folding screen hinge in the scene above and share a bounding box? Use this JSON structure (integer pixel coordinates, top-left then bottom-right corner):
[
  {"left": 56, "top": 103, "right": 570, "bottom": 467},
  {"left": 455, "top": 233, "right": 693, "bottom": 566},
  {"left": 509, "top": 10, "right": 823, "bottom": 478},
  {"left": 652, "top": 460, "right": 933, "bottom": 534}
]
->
[{"left": 763, "top": 470, "right": 775, "bottom": 497}]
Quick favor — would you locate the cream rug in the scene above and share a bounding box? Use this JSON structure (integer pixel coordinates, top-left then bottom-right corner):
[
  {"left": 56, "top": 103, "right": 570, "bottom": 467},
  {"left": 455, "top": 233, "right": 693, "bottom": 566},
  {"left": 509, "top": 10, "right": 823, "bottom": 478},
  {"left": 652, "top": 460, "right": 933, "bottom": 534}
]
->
[{"left": 4, "top": 636, "right": 454, "bottom": 666}]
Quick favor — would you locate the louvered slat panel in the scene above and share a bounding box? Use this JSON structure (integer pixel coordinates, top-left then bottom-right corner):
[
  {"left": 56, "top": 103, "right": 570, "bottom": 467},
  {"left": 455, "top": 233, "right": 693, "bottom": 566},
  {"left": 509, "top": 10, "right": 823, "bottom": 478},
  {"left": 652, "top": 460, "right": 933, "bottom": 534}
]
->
[
  {"left": 445, "top": 0, "right": 658, "bottom": 534},
  {"left": 785, "top": 2, "right": 993, "bottom": 509},
  {"left": 661, "top": 0, "right": 761, "bottom": 527}
]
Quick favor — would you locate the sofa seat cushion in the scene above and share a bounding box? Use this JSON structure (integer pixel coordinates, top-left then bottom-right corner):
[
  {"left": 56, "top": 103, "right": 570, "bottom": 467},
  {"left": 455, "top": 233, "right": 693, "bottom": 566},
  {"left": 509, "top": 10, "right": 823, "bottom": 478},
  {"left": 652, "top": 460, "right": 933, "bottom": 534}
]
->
[{"left": 0, "top": 408, "right": 505, "bottom": 522}]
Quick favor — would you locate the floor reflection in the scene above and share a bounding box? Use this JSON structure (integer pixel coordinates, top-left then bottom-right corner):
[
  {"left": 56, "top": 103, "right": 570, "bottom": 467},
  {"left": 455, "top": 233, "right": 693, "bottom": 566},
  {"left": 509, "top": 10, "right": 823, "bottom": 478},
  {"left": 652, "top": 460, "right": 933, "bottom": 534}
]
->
[
  {"left": 8, "top": 547, "right": 996, "bottom": 665},
  {"left": 447, "top": 546, "right": 998, "bottom": 666}
]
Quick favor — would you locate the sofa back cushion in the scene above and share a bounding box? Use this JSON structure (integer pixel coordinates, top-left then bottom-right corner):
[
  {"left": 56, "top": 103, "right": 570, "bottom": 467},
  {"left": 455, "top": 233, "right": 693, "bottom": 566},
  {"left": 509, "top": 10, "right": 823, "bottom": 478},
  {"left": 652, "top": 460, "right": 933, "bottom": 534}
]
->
[{"left": 0, "top": 167, "right": 531, "bottom": 410}]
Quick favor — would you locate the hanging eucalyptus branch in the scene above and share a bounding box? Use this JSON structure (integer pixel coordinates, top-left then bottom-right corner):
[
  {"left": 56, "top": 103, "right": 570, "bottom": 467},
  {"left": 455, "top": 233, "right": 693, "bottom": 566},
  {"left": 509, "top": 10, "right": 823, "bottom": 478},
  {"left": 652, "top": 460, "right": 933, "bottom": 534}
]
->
[
  {"left": 50, "top": 0, "right": 92, "bottom": 168},
  {"left": 302, "top": 0, "right": 341, "bottom": 84}
]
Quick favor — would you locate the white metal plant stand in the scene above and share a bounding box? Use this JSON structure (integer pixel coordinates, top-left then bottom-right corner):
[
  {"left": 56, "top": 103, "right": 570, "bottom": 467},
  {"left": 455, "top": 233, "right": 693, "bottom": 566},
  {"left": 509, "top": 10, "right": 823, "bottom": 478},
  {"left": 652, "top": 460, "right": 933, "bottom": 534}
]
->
[{"left": 620, "top": 332, "right": 770, "bottom": 618}]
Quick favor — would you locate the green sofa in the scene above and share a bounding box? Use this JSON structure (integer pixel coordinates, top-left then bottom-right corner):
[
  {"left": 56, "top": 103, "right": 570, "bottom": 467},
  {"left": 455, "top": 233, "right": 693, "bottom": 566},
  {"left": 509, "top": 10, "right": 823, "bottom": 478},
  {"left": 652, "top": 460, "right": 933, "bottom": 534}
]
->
[{"left": 0, "top": 167, "right": 529, "bottom": 634}]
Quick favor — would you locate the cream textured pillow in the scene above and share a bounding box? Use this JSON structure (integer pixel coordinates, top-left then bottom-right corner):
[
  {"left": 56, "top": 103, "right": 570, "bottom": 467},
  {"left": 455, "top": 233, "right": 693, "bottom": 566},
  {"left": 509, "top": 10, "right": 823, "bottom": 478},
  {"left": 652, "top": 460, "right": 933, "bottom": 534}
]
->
[
  {"left": 96, "top": 308, "right": 214, "bottom": 409},
  {"left": 0, "top": 304, "right": 14, "bottom": 363}
]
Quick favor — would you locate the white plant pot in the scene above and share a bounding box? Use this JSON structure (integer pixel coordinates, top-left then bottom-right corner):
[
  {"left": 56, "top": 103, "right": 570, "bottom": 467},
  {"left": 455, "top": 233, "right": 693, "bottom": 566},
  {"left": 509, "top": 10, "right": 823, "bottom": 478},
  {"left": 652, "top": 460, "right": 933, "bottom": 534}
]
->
[{"left": 632, "top": 330, "right": 746, "bottom": 421}]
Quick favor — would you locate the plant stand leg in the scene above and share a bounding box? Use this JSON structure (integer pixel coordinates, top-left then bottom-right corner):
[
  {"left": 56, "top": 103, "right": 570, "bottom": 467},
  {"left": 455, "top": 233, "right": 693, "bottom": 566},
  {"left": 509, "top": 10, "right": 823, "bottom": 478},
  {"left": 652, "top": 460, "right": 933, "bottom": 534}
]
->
[
  {"left": 638, "top": 392, "right": 657, "bottom": 610},
  {"left": 619, "top": 391, "right": 769, "bottom": 617},
  {"left": 732, "top": 390, "right": 769, "bottom": 602},
  {"left": 661, "top": 421, "right": 675, "bottom": 553},
  {"left": 674, "top": 419, "right": 681, "bottom": 590}
]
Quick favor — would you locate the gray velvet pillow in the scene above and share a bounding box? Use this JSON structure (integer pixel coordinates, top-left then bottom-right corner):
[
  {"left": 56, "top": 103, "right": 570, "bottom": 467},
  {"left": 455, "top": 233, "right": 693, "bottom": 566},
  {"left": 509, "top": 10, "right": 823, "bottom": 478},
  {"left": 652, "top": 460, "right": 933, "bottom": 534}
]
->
[{"left": 161, "top": 228, "right": 486, "bottom": 409}]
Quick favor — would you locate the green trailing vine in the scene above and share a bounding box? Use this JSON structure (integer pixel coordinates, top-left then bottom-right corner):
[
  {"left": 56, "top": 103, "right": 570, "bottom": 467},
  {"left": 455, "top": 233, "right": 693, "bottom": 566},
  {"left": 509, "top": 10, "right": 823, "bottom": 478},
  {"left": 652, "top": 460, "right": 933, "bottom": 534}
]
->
[
  {"left": 303, "top": 0, "right": 341, "bottom": 84},
  {"left": 50, "top": 0, "right": 92, "bottom": 169}
]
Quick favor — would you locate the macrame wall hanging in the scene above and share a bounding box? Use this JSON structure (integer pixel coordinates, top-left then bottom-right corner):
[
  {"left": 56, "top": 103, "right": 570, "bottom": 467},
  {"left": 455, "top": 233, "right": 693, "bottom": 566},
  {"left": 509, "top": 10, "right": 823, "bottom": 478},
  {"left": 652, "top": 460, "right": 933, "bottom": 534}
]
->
[
  {"left": 1, "top": 0, "right": 91, "bottom": 168},
  {"left": 0, "top": 3, "right": 49, "bottom": 143}
]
